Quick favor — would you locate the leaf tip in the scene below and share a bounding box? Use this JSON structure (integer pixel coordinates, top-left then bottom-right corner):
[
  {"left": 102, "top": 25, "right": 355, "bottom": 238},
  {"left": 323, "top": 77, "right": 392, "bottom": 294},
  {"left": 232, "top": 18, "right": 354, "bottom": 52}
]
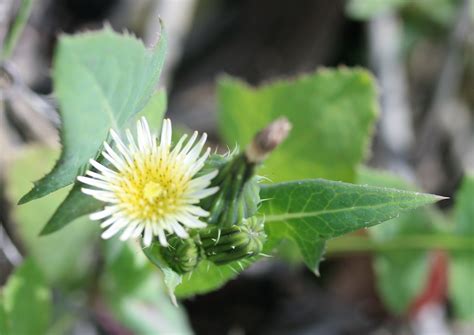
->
[
  {"left": 434, "top": 195, "right": 450, "bottom": 202},
  {"left": 18, "top": 189, "right": 34, "bottom": 205}
]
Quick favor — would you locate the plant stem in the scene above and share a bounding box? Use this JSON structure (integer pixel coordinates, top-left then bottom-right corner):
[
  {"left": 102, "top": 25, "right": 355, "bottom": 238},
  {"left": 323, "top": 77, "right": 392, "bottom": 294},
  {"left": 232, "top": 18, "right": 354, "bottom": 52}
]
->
[{"left": 326, "top": 234, "right": 474, "bottom": 254}]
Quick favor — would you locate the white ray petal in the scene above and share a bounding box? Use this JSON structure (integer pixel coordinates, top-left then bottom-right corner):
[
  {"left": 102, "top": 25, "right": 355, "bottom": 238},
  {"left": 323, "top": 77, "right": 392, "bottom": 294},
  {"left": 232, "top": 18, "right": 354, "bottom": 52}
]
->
[
  {"left": 77, "top": 176, "right": 115, "bottom": 190},
  {"left": 169, "top": 219, "right": 189, "bottom": 239},
  {"left": 185, "top": 205, "right": 210, "bottom": 217},
  {"left": 180, "top": 131, "right": 198, "bottom": 156},
  {"left": 132, "top": 224, "right": 145, "bottom": 238},
  {"left": 186, "top": 186, "right": 219, "bottom": 199},
  {"left": 101, "top": 219, "right": 128, "bottom": 239},
  {"left": 89, "top": 206, "right": 119, "bottom": 220},
  {"left": 143, "top": 224, "right": 153, "bottom": 246},
  {"left": 89, "top": 159, "right": 118, "bottom": 177},
  {"left": 110, "top": 129, "right": 133, "bottom": 164},
  {"left": 119, "top": 220, "right": 140, "bottom": 241},
  {"left": 157, "top": 229, "right": 168, "bottom": 246}
]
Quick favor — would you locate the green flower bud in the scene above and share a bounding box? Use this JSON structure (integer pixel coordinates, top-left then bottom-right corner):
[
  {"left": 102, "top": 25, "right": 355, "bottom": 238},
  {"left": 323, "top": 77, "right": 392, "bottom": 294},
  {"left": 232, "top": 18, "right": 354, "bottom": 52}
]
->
[
  {"left": 160, "top": 236, "right": 201, "bottom": 274},
  {"left": 199, "top": 153, "right": 261, "bottom": 228},
  {"left": 200, "top": 217, "right": 266, "bottom": 265}
]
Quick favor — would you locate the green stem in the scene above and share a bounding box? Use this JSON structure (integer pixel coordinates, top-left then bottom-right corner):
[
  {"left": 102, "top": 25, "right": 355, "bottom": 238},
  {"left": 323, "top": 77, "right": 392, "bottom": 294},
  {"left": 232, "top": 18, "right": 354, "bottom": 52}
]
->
[{"left": 326, "top": 234, "right": 474, "bottom": 254}]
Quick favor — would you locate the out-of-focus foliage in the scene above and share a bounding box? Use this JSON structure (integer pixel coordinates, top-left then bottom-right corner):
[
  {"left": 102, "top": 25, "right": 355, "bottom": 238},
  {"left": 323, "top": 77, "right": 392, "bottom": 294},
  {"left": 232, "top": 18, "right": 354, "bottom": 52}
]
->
[
  {"left": 346, "top": 0, "right": 409, "bottom": 20},
  {"left": 0, "top": 259, "right": 52, "bottom": 335},
  {"left": 218, "top": 69, "right": 378, "bottom": 183},
  {"left": 358, "top": 168, "right": 438, "bottom": 314},
  {"left": 101, "top": 240, "right": 192, "bottom": 334},
  {"left": 346, "top": 0, "right": 459, "bottom": 25},
  {"left": 0, "top": 0, "right": 33, "bottom": 60},
  {"left": 450, "top": 174, "right": 474, "bottom": 320},
  {"left": 6, "top": 147, "right": 99, "bottom": 285}
]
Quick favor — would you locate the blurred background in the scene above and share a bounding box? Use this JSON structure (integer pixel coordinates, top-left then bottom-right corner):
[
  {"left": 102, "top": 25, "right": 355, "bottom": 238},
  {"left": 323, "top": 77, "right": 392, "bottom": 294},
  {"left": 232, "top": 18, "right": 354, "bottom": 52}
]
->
[{"left": 0, "top": 0, "right": 473, "bottom": 334}]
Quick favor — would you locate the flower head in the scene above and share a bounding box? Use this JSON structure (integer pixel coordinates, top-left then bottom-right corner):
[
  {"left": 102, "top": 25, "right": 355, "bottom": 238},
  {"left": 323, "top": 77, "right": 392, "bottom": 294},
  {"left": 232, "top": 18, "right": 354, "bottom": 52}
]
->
[{"left": 78, "top": 117, "right": 218, "bottom": 247}]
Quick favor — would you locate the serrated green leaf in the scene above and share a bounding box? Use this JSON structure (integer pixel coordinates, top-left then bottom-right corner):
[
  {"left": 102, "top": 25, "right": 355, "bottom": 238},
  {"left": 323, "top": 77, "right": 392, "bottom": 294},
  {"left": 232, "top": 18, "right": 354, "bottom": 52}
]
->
[
  {"left": 19, "top": 26, "right": 167, "bottom": 204},
  {"left": 358, "top": 167, "right": 435, "bottom": 314},
  {"left": 1, "top": 259, "right": 52, "bottom": 335},
  {"left": 6, "top": 146, "right": 99, "bottom": 285},
  {"left": 40, "top": 183, "right": 101, "bottom": 235},
  {"left": 260, "top": 179, "right": 444, "bottom": 272},
  {"left": 450, "top": 173, "right": 474, "bottom": 320},
  {"left": 218, "top": 69, "right": 378, "bottom": 183},
  {"left": 102, "top": 240, "right": 192, "bottom": 334}
]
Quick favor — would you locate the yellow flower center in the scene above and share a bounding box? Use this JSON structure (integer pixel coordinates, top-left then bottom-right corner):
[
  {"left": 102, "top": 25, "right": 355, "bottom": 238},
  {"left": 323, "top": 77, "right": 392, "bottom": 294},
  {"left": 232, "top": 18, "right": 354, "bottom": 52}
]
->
[{"left": 114, "top": 155, "right": 189, "bottom": 221}]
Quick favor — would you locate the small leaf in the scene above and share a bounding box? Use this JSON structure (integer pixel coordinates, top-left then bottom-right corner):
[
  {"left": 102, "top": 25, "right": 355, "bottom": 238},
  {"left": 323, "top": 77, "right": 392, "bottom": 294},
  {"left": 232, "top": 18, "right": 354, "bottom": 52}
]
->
[
  {"left": 1, "top": 259, "right": 52, "bottom": 335},
  {"left": 450, "top": 173, "right": 474, "bottom": 320},
  {"left": 19, "top": 26, "right": 167, "bottom": 204},
  {"left": 40, "top": 183, "right": 101, "bottom": 235},
  {"left": 218, "top": 69, "right": 378, "bottom": 183},
  {"left": 260, "top": 179, "right": 444, "bottom": 272}
]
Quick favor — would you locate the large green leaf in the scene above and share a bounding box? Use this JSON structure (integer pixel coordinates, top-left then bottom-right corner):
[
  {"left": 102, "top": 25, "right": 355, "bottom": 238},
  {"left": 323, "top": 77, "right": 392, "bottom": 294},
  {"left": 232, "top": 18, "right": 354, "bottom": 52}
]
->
[
  {"left": 1, "top": 259, "right": 52, "bottom": 335},
  {"left": 102, "top": 240, "right": 192, "bottom": 334},
  {"left": 6, "top": 146, "right": 99, "bottom": 285},
  {"left": 450, "top": 173, "right": 474, "bottom": 320},
  {"left": 218, "top": 69, "right": 378, "bottom": 183},
  {"left": 260, "top": 179, "right": 444, "bottom": 272},
  {"left": 358, "top": 167, "right": 437, "bottom": 315},
  {"left": 19, "top": 26, "right": 167, "bottom": 204}
]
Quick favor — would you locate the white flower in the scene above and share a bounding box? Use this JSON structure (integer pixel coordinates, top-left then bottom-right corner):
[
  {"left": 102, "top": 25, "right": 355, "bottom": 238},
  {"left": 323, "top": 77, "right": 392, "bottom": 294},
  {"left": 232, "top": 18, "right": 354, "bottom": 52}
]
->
[{"left": 77, "top": 117, "right": 218, "bottom": 247}]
